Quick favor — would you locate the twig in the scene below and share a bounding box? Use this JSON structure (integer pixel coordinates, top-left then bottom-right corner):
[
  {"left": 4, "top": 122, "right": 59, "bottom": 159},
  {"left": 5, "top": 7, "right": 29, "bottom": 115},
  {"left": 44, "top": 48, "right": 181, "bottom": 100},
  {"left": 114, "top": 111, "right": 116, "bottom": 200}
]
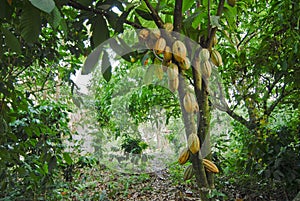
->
[{"left": 143, "top": 0, "right": 165, "bottom": 28}]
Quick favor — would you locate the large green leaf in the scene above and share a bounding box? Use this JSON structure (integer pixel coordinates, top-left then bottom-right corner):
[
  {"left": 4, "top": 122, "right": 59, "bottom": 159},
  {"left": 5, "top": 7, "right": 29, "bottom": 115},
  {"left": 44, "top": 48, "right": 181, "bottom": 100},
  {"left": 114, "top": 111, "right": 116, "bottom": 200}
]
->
[
  {"left": 82, "top": 47, "right": 102, "bottom": 75},
  {"left": 29, "top": 0, "right": 55, "bottom": 13},
  {"left": 20, "top": 3, "right": 41, "bottom": 43},
  {"left": 91, "top": 15, "right": 109, "bottom": 48},
  {"left": 101, "top": 51, "right": 112, "bottom": 82},
  {"left": 1, "top": 27, "right": 21, "bottom": 53},
  {"left": 49, "top": 6, "right": 62, "bottom": 29}
]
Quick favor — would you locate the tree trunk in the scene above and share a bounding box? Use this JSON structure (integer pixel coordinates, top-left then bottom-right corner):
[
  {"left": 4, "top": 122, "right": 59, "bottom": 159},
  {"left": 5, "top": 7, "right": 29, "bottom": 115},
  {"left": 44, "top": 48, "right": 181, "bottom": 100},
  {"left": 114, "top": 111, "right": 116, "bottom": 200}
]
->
[{"left": 177, "top": 73, "right": 210, "bottom": 201}]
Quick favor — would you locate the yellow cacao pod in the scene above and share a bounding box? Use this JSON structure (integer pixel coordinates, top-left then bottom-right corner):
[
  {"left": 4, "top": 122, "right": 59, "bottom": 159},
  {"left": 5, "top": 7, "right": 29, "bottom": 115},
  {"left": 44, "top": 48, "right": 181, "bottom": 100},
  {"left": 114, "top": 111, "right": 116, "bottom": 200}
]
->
[
  {"left": 188, "top": 133, "right": 200, "bottom": 154},
  {"left": 154, "top": 37, "right": 166, "bottom": 54},
  {"left": 178, "top": 148, "right": 190, "bottom": 165},
  {"left": 211, "top": 49, "right": 223, "bottom": 67},
  {"left": 164, "top": 23, "right": 173, "bottom": 32},
  {"left": 203, "top": 159, "right": 219, "bottom": 173},
  {"left": 183, "top": 92, "right": 194, "bottom": 113},
  {"left": 179, "top": 57, "right": 190, "bottom": 70},
  {"left": 172, "top": 40, "right": 187, "bottom": 63},
  {"left": 139, "top": 29, "right": 149, "bottom": 40},
  {"left": 200, "top": 60, "right": 212, "bottom": 79},
  {"left": 151, "top": 29, "right": 161, "bottom": 39},
  {"left": 199, "top": 48, "right": 210, "bottom": 62},
  {"left": 163, "top": 46, "right": 172, "bottom": 62},
  {"left": 183, "top": 164, "right": 194, "bottom": 181},
  {"left": 227, "top": 0, "right": 236, "bottom": 7}
]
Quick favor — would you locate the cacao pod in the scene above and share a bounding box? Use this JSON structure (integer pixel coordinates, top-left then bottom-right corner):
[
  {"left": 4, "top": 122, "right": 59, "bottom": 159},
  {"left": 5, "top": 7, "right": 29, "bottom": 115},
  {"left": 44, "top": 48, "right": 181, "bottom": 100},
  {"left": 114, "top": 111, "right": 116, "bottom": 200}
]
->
[
  {"left": 188, "top": 133, "right": 200, "bottom": 154},
  {"left": 167, "top": 63, "right": 179, "bottom": 80},
  {"left": 179, "top": 57, "right": 191, "bottom": 70},
  {"left": 168, "top": 76, "right": 179, "bottom": 92},
  {"left": 183, "top": 92, "right": 193, "bottom": 113},
  {"left": 227, "top": 0, "right": 236, "bottom": 7},
  {"left": 154, "top": 37, "right": 166, "bottom": 54},
  {"left": 164, "top": 23, "right": 173, "bottom": 32},
  {"left": 200, "top": 60, "right": 212, "bottom": 79},
  {"left": 172, "top": 40, "right": 187, "bottom": 63},
  {"left": 213, "top": 36, "right": 218, "bottom": 46},
  {"left": 199, "top": 48, "right": 210, "bottom": 62},
  {"left": 139, "top": 29, "right": 149, "bottom": 40},
  {"left": 151, "top": 29, "right": 161, "bottom": 39},
  {"left": 163, "top": 46, "right": 173, "bottom": 62},
  {"left": 183, "top": 164, "right": 194, "bottom": 181},
  {"left": 154, "top": 63, "right": 164, "bottom": 80},
  {"left": 178, "top": 148, "right": 190, "bottom": 165},
  {"left": 211, "top": 49, "right": 223, "bottom": 67},
  {"left": 203, "top": 159, "right": 219, "bottom": 173}
]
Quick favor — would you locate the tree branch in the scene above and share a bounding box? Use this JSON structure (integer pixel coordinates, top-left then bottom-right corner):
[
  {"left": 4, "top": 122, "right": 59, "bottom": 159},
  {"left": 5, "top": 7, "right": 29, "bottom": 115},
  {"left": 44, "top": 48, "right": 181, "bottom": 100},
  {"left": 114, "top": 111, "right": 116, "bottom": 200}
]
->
[
  {"left": 205, "top": 0, "right": 225, "bottom": 48},
  {"left": 173, "top": 0, "right": 183, "bottom": 32},
  {"left": 143, "top": 0, "right": 165, "bottom": 28}
]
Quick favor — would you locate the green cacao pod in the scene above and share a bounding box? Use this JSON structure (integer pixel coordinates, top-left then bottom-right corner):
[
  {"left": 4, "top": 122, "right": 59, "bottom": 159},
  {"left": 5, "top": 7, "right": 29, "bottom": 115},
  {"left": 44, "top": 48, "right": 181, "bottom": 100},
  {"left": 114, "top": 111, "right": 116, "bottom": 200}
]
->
[
  {"left": 211, "top": 49, "right": 223, "bottom": 67},
  {"left": 178, "top": 148, "right": 190, "bottom": 165},
  {"left": 203, "top": 159, "right": 219, "bottom": 173},
  {"left": 200, "top": 60, "right": 212, "bottom": 79},
  {"left": 188, "top": 133, "right": 200, "bottom": 154},
  {"left": 199, "top": 48, "right": 210, "bottom": 62},
  {"left": 183, "top": 164, "right": 194, "bottom": 181}
]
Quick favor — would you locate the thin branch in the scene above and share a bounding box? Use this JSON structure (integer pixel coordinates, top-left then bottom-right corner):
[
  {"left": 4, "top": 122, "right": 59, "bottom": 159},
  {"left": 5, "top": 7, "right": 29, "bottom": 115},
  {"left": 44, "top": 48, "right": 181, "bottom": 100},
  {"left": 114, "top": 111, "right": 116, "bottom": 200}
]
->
[
  {"left": 124, "top": 20, "right": 144, "bottom": 29},
  {"left": 143, "top": 0, "right": 165, "bottom": 28},
  {"left": 173, "top": 0, "right": 183, "bottom": 32},
  {"left": 205, "top": 0, "right": 225, "bottom": 48}
]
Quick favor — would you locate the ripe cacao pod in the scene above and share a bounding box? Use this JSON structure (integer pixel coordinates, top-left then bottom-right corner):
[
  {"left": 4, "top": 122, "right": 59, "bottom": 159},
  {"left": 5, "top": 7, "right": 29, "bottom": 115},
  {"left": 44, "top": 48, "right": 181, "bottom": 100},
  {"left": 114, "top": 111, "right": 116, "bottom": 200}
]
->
[
  {"left": 188, "top": 133, "right": 200, "bottom": 154},
  {"left": 178, "top": 148, "right": 190, "bottom": 165},
  {"left": 151, "top": 29, "right": 161, "bottom": 39},
  {"left": 179, "top": 57, "right": 191, "bottom": 70},
  {"left": 203, "top": 159, "right": 219, "bottom": 173},
  {"left": 227, "top": 0, "right": 236, "bottom": 7},
  {"left": 183, "top": 92, "right": 193, "bottom": 113},
  {"left": 172, "top": 40, "right": 187, "bottom": 63},
  {"left": 163, "top": 46, "right": 172, "bottom": 62},
  {"left": 200, "top": 60, "right": 212, "bottom": 79},
  {"left": 183, "top": 164, "right": 194, "bottom": 181},
  {"left": 164, "top": 23, "right": 173, "bottom": 32},
  {"left": 154, "top": 37, "right": 166, "bottom": 54},
  {"left": 199, "top": 48, "right": 210, "bottom": 62},
  {"left": 211, "top": 49, "right": 223, "bottom": 67},
  {"left": 139, "top": 29, "right": 149, "bottom": 40}
]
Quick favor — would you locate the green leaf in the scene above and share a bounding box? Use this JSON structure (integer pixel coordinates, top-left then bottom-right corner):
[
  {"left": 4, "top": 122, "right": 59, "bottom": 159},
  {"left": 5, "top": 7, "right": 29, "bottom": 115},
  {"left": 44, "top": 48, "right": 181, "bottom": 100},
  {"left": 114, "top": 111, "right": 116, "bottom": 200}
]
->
[
  {"left": 91, "top": 15, "right": 109, "bottom": 48},
  {"left": 49, "top": 6, "right": 62, "bottom": 29},
  {"left": 63, "top": 152, "right": 73, "bottom": 165},
  {"left": 20, "top": 3, "right": 41, "bottom": 43},
  {"left": 29, "top": 0, "right": 55, "bottom": 13},
  {"left": 144, "top": 65, "right": 155, "bottom": 85},
  {"left": 1, "top": 27, "right": 21, "bottom": 53},
  {"left": 101, "top": 51, "right": 112, "bottom": 82},
  {"left": 182, "top": 0, "right": 195, "bottom": 13},
  {"left": 82, "top": 47, "right": 102, "bottom": 75}
]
